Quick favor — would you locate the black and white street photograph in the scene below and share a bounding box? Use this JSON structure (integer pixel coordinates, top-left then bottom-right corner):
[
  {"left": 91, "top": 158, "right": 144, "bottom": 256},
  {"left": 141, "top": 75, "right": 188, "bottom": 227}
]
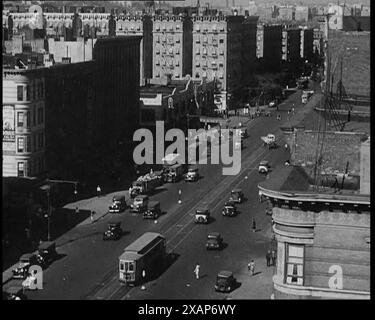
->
[{"left": 2, "top": 0, "right": 370, "bottom": 303}]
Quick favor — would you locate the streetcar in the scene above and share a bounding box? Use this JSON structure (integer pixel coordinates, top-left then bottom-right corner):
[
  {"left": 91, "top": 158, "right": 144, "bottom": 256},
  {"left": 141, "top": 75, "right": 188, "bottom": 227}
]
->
[{"left": 119, "top": 232, "right": 166, "bottom": 285}]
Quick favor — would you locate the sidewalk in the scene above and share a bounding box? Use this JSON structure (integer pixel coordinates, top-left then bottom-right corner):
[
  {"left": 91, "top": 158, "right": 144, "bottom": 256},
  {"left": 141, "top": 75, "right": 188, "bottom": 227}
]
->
[{"left": 64, "top": 189, "right": 131, "bottom": 226}]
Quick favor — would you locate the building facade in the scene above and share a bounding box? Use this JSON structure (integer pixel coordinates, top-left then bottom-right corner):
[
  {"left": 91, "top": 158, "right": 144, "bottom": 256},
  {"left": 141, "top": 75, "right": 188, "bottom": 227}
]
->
[
  {"left": 115, "top": 13, "right": 153, "bottom": 85},
  {"left": 139, "top": 77, "right": 215, "bottom": 130},
  {"left": 3, "top": 67, "right": 46, "bottom": 177},
  {"left": 282, "top": 28, "right": 301, "bottom": 65},
  {"left": 258, "top": 24, "right": 283, "bottom": 71},
  {"left": 44, "top": 61, "right": 95, "bottom": 180},
  {"left": 300, "top": 28, "right": 314, "bottom": 63},
  {"left": 278, "top": 5, "right": 295, "bottom": 21},
  {"left": 152, "top": 14, "right": 193, "bottom": 81},
  {"left": 93, "top": 36, "right": 142, "bottom": 158},
  {"left": 192, "top": 15, "right": 244, "bottom": 112},
  {"left": 258, "top": 131, "right": 371, "bottom": 299},
  {"left": 241, "top": 16, "right": 259, "bottom": 85}
]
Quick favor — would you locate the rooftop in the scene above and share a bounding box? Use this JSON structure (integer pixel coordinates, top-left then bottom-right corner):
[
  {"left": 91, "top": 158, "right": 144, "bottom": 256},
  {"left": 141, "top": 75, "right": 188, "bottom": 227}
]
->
[{"left": 258, "top": 165, "right": 369, "bottom": 203}]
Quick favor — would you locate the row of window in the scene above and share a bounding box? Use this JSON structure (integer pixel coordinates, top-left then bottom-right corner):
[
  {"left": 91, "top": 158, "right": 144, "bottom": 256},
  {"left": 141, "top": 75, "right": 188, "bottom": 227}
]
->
[
  {"left": 195, "top": 48, "right": 224, "bottom": 56},
  {"left": 155, "top": 47, "right": 180, "bottom": 55},
  {"left": 16, "top": 133, "right": 44, "bottom": 153},
  {"left": 195, "top": 71, "right": 224, "bottom": 79},
  {"left": 16, "top": 108, "right": 44, "bottom": 128},
  {"left": 17, "top": 82, "right": 44, "bottom": 102},
  {"left": 195, "top": 60, "right": 224, "bottom": 68},
  {"left": 195, "top": 37, "right": 224, "bottom": 44},
  {"left": 155, "top": 35, "right": 181, "bottom": 44},
  {"left": 155, "top": 59, "right": 180, "bottom": 67},
  {"left": 154, "top": 24, "right": 181, "bottom": 31}
]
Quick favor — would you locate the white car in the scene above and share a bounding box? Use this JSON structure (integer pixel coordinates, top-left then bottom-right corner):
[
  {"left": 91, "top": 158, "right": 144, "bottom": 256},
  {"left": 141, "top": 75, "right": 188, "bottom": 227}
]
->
[{"left": 258, "top": 160, "right": 270, "bottom": 174}]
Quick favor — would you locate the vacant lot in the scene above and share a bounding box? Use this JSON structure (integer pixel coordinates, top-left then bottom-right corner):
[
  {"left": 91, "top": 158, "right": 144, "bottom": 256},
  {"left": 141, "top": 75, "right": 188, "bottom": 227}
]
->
[{"left": 328, "top": 30, "right": 370, "bottom": 97}]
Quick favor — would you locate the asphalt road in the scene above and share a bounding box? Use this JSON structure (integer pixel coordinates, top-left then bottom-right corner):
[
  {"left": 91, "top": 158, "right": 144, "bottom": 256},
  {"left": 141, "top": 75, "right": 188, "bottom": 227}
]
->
[{"left": 5, "top": 88, "right": 311, "bottom": 300}]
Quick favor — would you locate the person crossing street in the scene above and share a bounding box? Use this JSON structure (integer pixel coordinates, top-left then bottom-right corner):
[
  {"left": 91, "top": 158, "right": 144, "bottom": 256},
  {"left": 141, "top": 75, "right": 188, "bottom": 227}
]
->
[
  {"left": 248, "top": 260, "right": 255, "bottom": 276},
  {"left": 194, "top": 263, "right": 200, "bottom": 280},
  {"left": 266, "top": 250, "right": 271, "bottom": 267}
]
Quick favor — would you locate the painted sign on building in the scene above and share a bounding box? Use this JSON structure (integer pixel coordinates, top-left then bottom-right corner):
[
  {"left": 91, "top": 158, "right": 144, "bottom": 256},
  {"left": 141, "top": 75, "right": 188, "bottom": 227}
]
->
[{"left": 3, "top": 105, "right": 16, "bottom": 152}]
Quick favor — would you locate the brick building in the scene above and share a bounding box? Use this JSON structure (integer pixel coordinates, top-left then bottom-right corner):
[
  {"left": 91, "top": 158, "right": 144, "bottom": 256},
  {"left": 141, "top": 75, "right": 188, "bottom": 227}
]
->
[
  {"left": 295, "top": 6, "right": 309, "bottom": 22},
  {"left": 258, "top": 132, "right": 370, "bottom": 299},
  {"left": 93, "top": 36, "right": 142, "bottom": 159},
  {"left": 282, "top": 28, "right": 301, "bottom": 68},
  {"left": 3, "top": 66, "right": 46, "bottom": 177},
  {"left": 300, "top": 28, "right": 314, "bottom": 63},
  {"left": 115, "top": 13, "right": 153, "bottom": 85},
  {"left": 152, "top": 14, "right": 193, "bottom": 81},
  {"left": 257, "top": 24, "right": 283, "bottom": 72},
  {"left": 192, "top": 15, "right": 245, "bottom": 112},
  {"left": 44, "top": 61, "right": 95, "bottom": 180},
  {"left": 139, "top": 76, "right": 215, "bottom": 130}
]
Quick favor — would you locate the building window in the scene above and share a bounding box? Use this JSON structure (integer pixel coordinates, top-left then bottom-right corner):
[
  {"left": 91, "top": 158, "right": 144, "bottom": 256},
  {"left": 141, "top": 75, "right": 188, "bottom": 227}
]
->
[
  {"left": 17, "top": 85, "right": 24, "bottom": 101},
  {"left": 285, "top": 244, "right": 304, "bottom": 286},
  {"left": 219, "top": 38, "right": 224, "bottom": 44},
  {"left": 17, "top": 137, "right": 25, "bottom": 152},
  {"left": 17, "top": 112, "right": 24, "bottom": 127},
  {"left": 17, "top": 162, "right": 25, "bottom": 177}
]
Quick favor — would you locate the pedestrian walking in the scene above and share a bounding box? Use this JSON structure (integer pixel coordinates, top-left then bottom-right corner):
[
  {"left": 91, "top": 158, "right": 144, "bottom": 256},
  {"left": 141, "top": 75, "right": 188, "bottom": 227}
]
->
[
  {"left": 252, "top": 218, "right": 256, "bottom": 232},
  {"left": 266, "top": 250, "right": 271, "bottom": 267},
  {"left": 90, "top": 211, "right": 94, "bottom": 222},
  {"left": 248, "top": 260, "right": 255, "bottom": 276},
  {"left": 75, "top": 207, "right": 79, "bottom": 215},
  {"left": 96, "top": 185, "right": 101, "bottom": 197},
  {"left": 271, "top": 250, "right": 277, "bottom": 266},
  {"left": 284, "top": 143, "right": 288, "bottom": 151},
  {"left": 292, "top": 107, "right": 295, "bottom": 114},
  {"left": 194, "top": 263, "right": 200, "bottom": 280}
]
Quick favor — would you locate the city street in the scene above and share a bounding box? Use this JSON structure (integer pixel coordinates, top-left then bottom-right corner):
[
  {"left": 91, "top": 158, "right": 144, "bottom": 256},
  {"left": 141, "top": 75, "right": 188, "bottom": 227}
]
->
[{"left": 4, "top": 89, "right": 314, "bottom": 300}]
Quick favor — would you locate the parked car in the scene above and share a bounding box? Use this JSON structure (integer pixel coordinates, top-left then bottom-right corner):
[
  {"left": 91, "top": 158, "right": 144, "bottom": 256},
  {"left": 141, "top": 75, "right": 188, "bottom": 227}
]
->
[
  {"left": 195, "top": 207, "right": 210, "bottom": 224},
  {"left": 103, "top": 221, "right": 122, "bottom": 240},
  {"left": 185, "top": 166, "right": 200, "bottom": 182},
  {"left": 229, "top": 189, "right": 244, "bottom": 204},
  {"left": 143, "top": 201, "right": 161, "bottom": 220},
  {"left": 12, "top": 253, "right": 40, "bottom": 279},
  {"left": 37, "top": 241, "right": 57, "bottom": 268},
  {"left": 259, "top": 160, "right": 270, "bottom": 174},
  {"left": 214, "top": 270, "right": 236, "bottom": 293},
  {"left": 130, "top": 195, "right": 149, "bottom": 213},
  {"left": 3, "top": 286, "right": 27, "bottom": 300},
  {"left": 222, "top": 201, "right": 238, "bottom": 217},
  {"left": 206, "top": 232, "right": 223, "bottom": 250},
  {"left": 109, "top": 194, "right": 127, "bottom": 213}
]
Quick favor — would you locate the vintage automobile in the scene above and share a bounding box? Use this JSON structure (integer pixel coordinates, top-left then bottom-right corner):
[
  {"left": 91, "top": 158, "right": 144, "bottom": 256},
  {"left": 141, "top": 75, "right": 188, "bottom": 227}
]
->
[
  {"left": 143, "top": 201, "right": 162, "bottom": 220},
  {"left": 37, "top": 241, "right": 57, "bottom": 268},
  {"left": 206, "top": 232, "right": 223, "bottom": 250},
  {"left": 194, "top": 207, "right": 210, "bottom": 224},
  {"left": 3, "top": 286, "right": 27, "bottom": 300},
  {"left": 222, "top": 201, "right": 238, "bottom": 217},
  {"left": 12, "top": 253, "right": 40, "bottom": 279},
  {"left": 185, "top": 166, "right": 199, "bottom": 182},
  {"left": 259, "top": 160, "right": 271, "bottom": 174},
  {"left": 103, "top": 221, "right": 123, "bottom": 240},
  {"left": 109, "top": 195, "right": 127, "bottom": 213},
  {"left": 130, "top": 195, "right": 149, "bottom": 213},
  {"left": 214, "top": 270, "right": 236, "bottom": 293},
  {"left": 229, "top": 189, "right": 244, "bottom": 204}
]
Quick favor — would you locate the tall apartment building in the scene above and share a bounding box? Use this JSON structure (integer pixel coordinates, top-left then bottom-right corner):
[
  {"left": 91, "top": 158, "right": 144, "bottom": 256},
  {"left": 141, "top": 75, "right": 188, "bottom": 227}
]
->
[
  {"left": 300, "top": 28, "right": 314, "bottom": 63},
  {"left": 282, "top": 28, "right": 301, "bottom": 65},
  {"left": 3, "top": 66, "right": 46, "bottom": 178},
  {"left": 152, "top": 14, "right": 193, "bottom": 81},
  {"left": 115, "top": 13, "right": 153, "bottom": 85},
  {"left": 192, "top": 15, "right": 245, "bottom": 112},
  {"left": 257, "top": 24, "right": 283, "bottom": 71},
  {"left": 242, "top": 16, "right": 259, "bottom": 84},
  {"left": 93, "top": 36, "right": 142, "bottom": 158}
]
